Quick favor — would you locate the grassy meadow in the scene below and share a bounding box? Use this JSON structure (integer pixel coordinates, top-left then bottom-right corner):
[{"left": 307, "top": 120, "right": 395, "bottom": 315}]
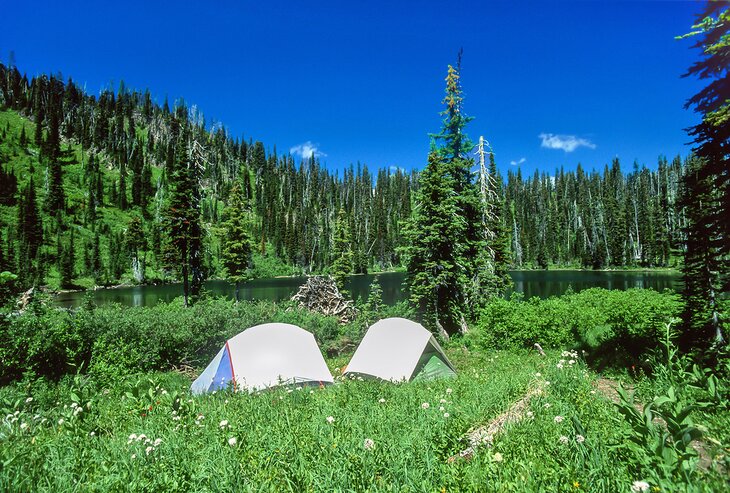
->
[{"left": 0, "top": 290, "right": 728, "bottom": 491}]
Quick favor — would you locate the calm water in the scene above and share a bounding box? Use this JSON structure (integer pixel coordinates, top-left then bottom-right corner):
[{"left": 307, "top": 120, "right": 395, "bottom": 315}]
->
[{"left": 55, "top": 270, "right": 681, "bottom": 309}]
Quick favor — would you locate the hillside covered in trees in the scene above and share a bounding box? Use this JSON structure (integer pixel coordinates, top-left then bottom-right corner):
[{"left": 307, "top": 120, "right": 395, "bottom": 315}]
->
[{"left": 0, "top": 62, "right": 692, "bottom": 296}]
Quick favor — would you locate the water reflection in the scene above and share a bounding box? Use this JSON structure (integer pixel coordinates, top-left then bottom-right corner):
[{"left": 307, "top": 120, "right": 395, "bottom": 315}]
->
[{"left": 55, "top": 270, "right": 682, "bottom": 309}]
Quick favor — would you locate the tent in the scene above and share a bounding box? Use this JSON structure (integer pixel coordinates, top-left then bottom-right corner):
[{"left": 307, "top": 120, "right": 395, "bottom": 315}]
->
[
  {"left": 344, "top": 318, "right": 456, "bottom": 382},
  {"left": 191, "top": 323, "right": 334, "bottom": 394}
]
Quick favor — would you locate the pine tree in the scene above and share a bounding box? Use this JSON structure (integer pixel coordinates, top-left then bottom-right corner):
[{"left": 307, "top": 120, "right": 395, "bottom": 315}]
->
[
  {"left": 677, "top": 2, "right": 729, "bottom": 350},
  {"left": 164, "top": 125, "right": 204, "bottom": 306},
  {"left": 59, "top": 228, "right": 75, "bottom": 288},
  {"left": 221, "top": 180, "right": 253, "bottom": 300},
  {"left": 0, "top": 166, "right": 17, "bottom": 205},
  {"left": 91, "top": 232, "right": 102, "bottom": 284},
  {"left": 403, "top": 151, "right": 462, "bottom": 337},
  {"left": 404, "top": 54, "right": 485, "bottom": 336},
  {"left": 126, "top": 214, "right": 146, "bottom": 282},
  {"left": 365, "top": 275, "right": 385, "bottom": 314},
  {"left": 17, "top": 178, "right": 43, "bottom": 264},
  {"left": 488, "top": 154, "right": 512, "bottom": 291},
  {"left": 44, "top": 106, "right": 65, "bottom": 216},
  {"left": 330, "top": 208, "right": 354, "bottom": 293}
]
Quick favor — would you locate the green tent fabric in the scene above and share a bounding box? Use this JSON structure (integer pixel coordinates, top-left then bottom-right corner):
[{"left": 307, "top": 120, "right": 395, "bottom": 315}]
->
[{"left": 411, "top": 353, "right": 457, "bottom": 381}]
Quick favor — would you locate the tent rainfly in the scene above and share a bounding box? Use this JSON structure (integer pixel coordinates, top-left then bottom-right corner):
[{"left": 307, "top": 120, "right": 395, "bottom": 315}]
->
[
  {"left": 344, "top": 318, "right": 456, "bottom": 382},
  {"left": 191, "top": 323, "right": 334, "bottom": 394}
]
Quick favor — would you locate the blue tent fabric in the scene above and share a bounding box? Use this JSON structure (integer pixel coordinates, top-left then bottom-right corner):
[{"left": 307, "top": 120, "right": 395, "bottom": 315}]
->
[{"left": 209, "top": 345, "right": 233, "bottom": 392}]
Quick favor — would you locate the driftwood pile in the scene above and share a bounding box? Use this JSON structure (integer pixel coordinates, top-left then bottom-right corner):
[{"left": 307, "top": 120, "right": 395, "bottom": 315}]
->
[{"left": 291, "top": 276, "right": 357, "bottom": 324}]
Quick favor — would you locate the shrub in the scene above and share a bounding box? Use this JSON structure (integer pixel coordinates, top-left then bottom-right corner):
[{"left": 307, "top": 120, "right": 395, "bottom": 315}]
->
[
  {"left": 0, "top": 297, "right": 364, "bottom": 384},
  {"left": 471, "top": 288, "right": 682, "bottom": 364}
]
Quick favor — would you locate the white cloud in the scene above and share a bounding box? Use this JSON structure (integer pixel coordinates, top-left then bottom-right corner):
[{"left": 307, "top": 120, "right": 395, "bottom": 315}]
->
[
  {"left": 510, "top": 157, "right": 526, "bottom": 166},
  {"left": 290, "top": 141, "right": 326, "bottom": 160},
  {"left": 539, "top": 133, "right": 596, "bottom": 152},
  {"left": 389, "top": 165, "right": 406, "bottom": 173}
]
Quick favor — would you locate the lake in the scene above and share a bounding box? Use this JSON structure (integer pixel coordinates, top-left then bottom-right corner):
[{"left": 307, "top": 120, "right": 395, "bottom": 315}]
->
[{"left": 55, "top": 270, "right": 681, "bottom": 309}]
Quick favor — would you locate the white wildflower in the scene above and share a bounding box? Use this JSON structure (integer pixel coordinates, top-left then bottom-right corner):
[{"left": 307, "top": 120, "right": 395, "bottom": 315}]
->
[
  {"left": 145, "top": 446, "right": 153, "bottom": 455},
  {"left": 554, "top": 415, "right": 564, "bottom": 423},
  {"left": 89, "top": 431, "right": 95, "bottom": 436},
  {"left": 228, "top": 437, "right": 237, "bottom": 446},
  {"left": 526, "top": 411, "right": 534, "bottom": 419},
  {"left": 326, "top": 416, "right": 335, "bottom": 424},
  {"left": 131, "top": 454, "right": 137, "bottom": 460},
  {"left": 568, "top": 360, "right": 576, "bottom": 365},
  {"left": 219, "top": 420, "right": 229, "bottom": 428},
  {"left": 421, "top": 402, "right": 430, "bottom": 410},
  {"left": 544, "top": 403, "right": 551, "bottom": 408},
  {"left": 443, "top": 413, "right": 450, "bottom": 418},
  {"left": 20, "top": 422, "right": 28, "bottom": 430},
  {"left": 153, "top": 438, "right": 162, "bottom": 447},
  {"left": 631, "top": 481, "right": 650, "bottom": 492},
  {"left": 556, "top": 363, "right": 564, "bottom": 370},
  {"left": 493, "top": 452, "right": 503, "bottom": 462},
  {"left": 378, "top": 398, "right": 386, "bottom": 404},
  {"left": 576, "top": 434, "right": 585, "bottom": 443},
  {"left": 559, "top": 435, "right": 569, "bottom": 445},
  {"left": 25, "top": 397, "right": 33, "bottom": 404},
  {"left": 590, "top": 390, "right": 596, "bottom": 395},
  {"left": 446, "top": 388, "right": 452, "bottom": 394},
  {"left": 535, "top": 372, "right": 542, "bottom": 377},
  {"left": 363, "top": 438, "right": 375, "bottom": 450},
  {"left": 58, "top": 418, "right": 64, "bottom": 425}
]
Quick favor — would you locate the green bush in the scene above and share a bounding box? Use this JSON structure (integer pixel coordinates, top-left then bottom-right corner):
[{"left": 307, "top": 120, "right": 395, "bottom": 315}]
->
[
  {"left": 471, "top": 288, "right": 682, "bottom": 364},
  {"left": 0, "top": 297, "right": 372, "bottom": 384}
]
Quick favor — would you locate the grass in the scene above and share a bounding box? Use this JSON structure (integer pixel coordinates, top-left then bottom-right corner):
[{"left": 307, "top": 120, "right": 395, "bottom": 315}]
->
[{"left": 3, "top": 347, "right": 725, "bottom": 492}]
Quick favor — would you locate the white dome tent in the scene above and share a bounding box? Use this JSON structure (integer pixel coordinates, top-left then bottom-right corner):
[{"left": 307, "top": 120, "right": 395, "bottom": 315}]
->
[
  {"left": 344, "top": 318, "right": 456, "bottom": 382},
  {"left": 191, "top": 323, "right": 334, "bottom": 394}
]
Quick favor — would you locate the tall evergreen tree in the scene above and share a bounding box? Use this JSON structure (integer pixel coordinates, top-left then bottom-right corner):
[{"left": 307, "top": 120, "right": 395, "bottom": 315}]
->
[
  {"left": 403, "top": 151, "right": 462, "bottom": 337},
  {"left": 44, "top": 106, "right": 65, "bottom": 216},
  {"left": 221, "top": 179, "right": 253, "bottom": 301},
  {"left": 330, "top": 208, "right": 354, "bottom": 293},
  {"left": 17, "top": 178, "right": 43, "bottom": 266},
  {"left": 125, "top": 214, "right": 146, "bottom": 282},
  {"left": 164, "top": 125, "right": 204, "bottom": 306},
  {"left": 405, "top": 54, "right": 487, "bottom": 336},
  {"left": 59, "top": 228, "right": 75, "bottom": 288},
  {"left": 677, "top": 2, "right": 729, "bottom": 350}
]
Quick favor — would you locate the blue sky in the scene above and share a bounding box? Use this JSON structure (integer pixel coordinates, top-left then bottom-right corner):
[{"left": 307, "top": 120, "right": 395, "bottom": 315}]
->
[{"left": 1, "top": 1, "right": 706, "bottom": 176}]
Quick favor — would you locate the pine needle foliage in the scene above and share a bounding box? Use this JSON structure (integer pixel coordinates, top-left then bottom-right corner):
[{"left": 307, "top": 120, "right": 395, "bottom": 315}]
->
[{"left": 677, "top": 1, "right": 729, "bottom": 351}]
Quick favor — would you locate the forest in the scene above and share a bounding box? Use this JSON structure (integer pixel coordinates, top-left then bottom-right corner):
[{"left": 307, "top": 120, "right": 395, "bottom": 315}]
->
[{"left": 0, "top": 61, "right": 690, "bottom": 300}]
